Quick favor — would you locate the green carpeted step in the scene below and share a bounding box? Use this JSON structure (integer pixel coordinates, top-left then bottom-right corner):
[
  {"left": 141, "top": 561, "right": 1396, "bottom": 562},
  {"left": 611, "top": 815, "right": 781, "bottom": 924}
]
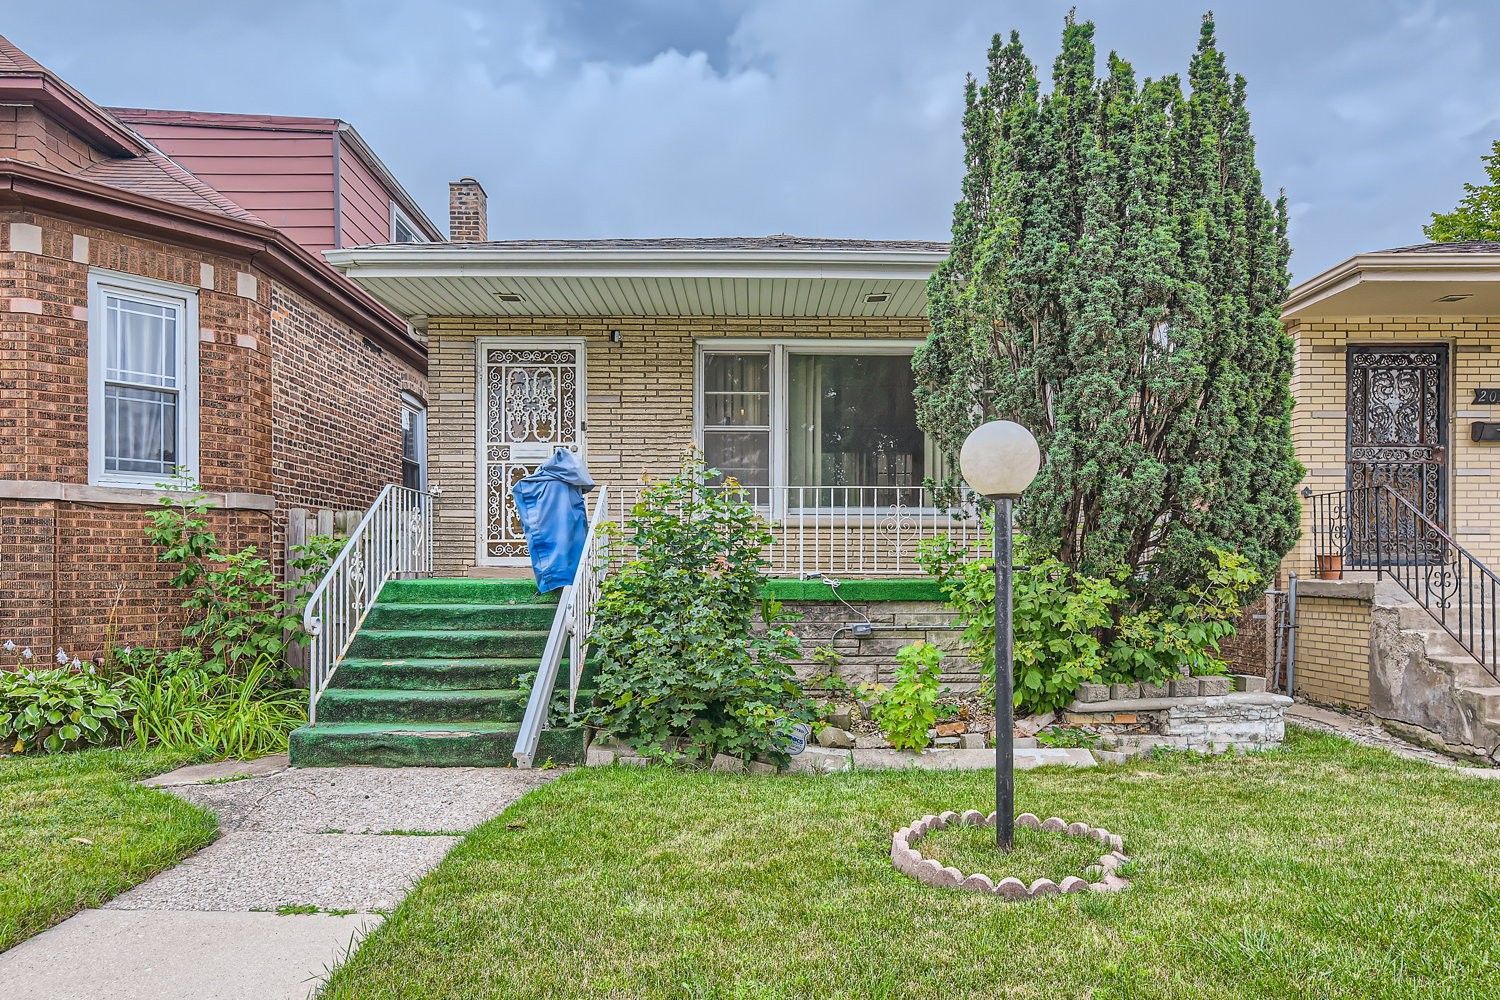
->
[
  {"left": 288, "top": 721, "right": 586, "bottom": 768},
  {"left": 329, "top": 657, "right": 543, "bottom": 691},
  {"left": 316, "top": 687, "right": 529, "bottom": 724},
  {"left": 363, "top": 602, "right": 560, "bottom": 631},
  {"left": 348, "top": 628, "right": 550, "bottom": 659},
  {"left": 377, "top": 579, "right": 558, "bottom": 606}
]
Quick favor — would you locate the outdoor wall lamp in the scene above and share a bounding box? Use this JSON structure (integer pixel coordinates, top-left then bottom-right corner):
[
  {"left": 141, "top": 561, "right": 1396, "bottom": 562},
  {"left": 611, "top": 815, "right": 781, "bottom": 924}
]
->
[
  {"left": 959, "top": 419, "right": 1041, "bottom": 851},
  {"left": 610, "top": 329, "right": 623, "bottom": 344}
]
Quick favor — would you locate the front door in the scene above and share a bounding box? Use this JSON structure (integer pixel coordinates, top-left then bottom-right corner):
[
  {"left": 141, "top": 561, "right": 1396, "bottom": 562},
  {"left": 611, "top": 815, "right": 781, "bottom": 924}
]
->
[
  {"left": 480, "top": 341, "right": 585, "bottom": 563},
  {"left": 1346, "top": 345, "right": 1448, "bottom": 564}
]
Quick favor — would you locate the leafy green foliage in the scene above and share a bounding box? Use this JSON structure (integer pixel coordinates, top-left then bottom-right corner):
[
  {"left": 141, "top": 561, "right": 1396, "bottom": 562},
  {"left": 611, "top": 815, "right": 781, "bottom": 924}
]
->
[
  {"left": 145, "top": 471, "right": 336, "bottom": 678},
  {"left": 586, "top": 453, "right": 817, "bottom": 763},
  {"left": 1426, "top": 139, "right": 1500, "bottom": 242},
  {"left": 0, "top": 660, "right": 127, "bottom": 754},
  {"left": 918, "top": 521, "right": 1256, "bottom": 712},
  {"left": 860, "top": 641, "right": 946, "bottom": 751},
  {"left": 915, "top": 13, "right": 1299, "bottom": 607},
  {"left": 112, "top": 653, "right": 305, "bottom": 759},
  {"left": 1106, "top": 549, "right": 1261, "bottom": 680}
]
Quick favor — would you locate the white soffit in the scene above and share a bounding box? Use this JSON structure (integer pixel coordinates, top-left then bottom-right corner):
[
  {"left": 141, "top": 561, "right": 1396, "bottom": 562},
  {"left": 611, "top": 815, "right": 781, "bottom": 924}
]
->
[{"left": 323, "top": 245, "right": 945, "bottom": 318}]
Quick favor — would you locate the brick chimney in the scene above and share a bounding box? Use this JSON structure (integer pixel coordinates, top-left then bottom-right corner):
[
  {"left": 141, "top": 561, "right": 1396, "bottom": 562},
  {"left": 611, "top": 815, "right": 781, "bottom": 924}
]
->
[{"left": 448, "top": 177, "right": 488, "bottom": 242}]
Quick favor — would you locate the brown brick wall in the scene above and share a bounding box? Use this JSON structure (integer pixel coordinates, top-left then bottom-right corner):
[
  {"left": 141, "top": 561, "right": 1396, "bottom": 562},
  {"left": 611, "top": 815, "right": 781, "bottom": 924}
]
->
[
  {"left": 426, "top": 315, "right": 929, "bottom": 574},
  {"left": 0, "top": 208, "right": 424, "bottom": 659},
  {"left": 0, "top": 104, "right": 109, "bottom": 174},
  {"left": 1290, "top": 593, "right": 1372, "bottom": 708}
]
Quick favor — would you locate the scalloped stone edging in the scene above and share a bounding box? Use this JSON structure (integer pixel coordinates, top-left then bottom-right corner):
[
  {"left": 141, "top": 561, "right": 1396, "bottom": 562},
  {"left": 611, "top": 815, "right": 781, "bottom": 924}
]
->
[{"left": 890, "top": 810, "right": 1132, "bottom": 899}]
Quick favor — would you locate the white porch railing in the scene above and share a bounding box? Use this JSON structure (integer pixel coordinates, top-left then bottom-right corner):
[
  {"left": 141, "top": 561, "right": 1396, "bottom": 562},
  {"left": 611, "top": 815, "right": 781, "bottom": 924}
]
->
[
  {"left": 513, "top": 485, "right": 612, "bottom": 768},
  {"left": 599, "top": 484, "right": 985, "bottom": 577},
  {"left": 302, "top": 484, "right": 433, "bottom": 724}
]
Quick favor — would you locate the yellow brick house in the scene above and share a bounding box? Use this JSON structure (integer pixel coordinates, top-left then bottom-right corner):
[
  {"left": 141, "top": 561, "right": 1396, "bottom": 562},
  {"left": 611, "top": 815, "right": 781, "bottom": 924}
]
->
[{"left": 1279, "top": 240, "right": 1500, "bottom": 762}]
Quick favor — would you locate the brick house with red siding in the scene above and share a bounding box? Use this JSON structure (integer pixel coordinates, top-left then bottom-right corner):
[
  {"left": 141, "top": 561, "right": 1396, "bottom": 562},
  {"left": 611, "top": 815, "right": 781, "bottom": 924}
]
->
[{"left": 0, "top": 35, "right": 431, "bottom": 659}]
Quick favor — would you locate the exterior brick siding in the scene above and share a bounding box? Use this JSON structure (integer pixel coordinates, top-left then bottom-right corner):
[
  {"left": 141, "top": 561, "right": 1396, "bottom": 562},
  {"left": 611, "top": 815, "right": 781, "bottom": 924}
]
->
[
  {"left": 425, "top": 314, "right": 929, "bottom": 575},
  {"left": 1287, "top": 592, "right": 1372, "bottom": 708},
  {"left": 1, "top": 210, "right": 424, "bottom": 658},
  {"left": 0, "top": 104, "right": 108, "bottom": 174}
]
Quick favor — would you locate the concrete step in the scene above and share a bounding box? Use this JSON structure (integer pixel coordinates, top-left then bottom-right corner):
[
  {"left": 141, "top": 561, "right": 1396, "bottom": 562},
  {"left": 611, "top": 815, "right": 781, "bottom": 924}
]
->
[
  {"left": 314, "top": 687, "right": 530, "bottom": 724},
  {"left": 363, "top": 602, "right": 559, "bottom": 630},
  {"left": 330, "top": 657, "right": 541, "bottom": 691},
  {"left": 288, "top": 721, "right": 586, "bottom": 768},
  {"left": 347, "top": 628, "right": 551, "bottom": 660},
  {"left": 377, "top": 578, "right": 557, "bottom": 606}
]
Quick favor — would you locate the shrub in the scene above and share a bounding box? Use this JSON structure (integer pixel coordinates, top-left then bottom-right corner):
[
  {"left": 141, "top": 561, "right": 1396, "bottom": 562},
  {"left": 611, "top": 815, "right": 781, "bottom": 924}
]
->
[
  {"left": 0, "top": 647, "right": 127, "bottom": 753},
  {"left": 861, "top": 640, "right": 946, "bottom": 751},
  {"left": 145, "top": 471, "right": 337, "bottom": 678},
  {"left": 917, "top": 520, "right": 1124, "bottom": 716},
  {"left": 917, "top": 522, "right": 1255, "bottom": 714},
  {"left": 586, "top": 453, "right": 818, "bottom": 763},
  {"left": 112, "top": 653, "right": 305, "bottom": 759}
]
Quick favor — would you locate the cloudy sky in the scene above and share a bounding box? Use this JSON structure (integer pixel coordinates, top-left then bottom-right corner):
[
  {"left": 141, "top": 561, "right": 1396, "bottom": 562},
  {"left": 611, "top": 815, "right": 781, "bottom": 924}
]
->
[{"left": 10, "top": 1, "right": 1500, "bottom": 280}]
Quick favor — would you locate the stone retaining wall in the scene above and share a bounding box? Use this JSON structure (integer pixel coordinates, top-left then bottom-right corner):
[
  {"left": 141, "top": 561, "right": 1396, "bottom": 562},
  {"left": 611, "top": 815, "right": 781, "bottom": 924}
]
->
[
  {"left": 764, "top": 599, "right": 977, "bottom": 690},
  {"left": 1063, "top": 686, "right": 1292, "bottom": 756}
]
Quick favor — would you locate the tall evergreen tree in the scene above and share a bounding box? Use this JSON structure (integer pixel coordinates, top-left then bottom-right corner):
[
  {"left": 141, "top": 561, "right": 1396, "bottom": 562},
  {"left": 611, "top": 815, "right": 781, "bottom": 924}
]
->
[{"left": 916, "top": 12, "right": 1299, "bottom": 604}]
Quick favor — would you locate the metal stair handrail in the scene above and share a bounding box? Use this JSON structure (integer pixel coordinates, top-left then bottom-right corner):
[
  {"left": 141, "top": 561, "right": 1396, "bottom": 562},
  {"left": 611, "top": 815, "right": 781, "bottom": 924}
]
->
[
  {"left": 513, "top": 485, "right": 611, "bottom": 768},
  {"left": 302, "top": 484, "right": 434, "bottom": 724},
  {"left": 1307, "top": 484, "right": 1500, "bottom": 678}
]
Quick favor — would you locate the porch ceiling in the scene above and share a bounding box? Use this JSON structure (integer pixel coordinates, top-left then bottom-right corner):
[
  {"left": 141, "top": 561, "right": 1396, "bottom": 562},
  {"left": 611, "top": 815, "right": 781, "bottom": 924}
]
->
[{"left": 323, "top": 242, "right": 945, "bottom": 320}]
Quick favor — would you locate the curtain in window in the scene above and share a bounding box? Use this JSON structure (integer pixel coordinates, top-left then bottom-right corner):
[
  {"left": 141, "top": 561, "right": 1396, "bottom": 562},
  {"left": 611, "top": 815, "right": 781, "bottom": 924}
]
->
[
  {"left": 103, "top": 294, "right": 179, "bottom": 476},
  {"left": 701, "top": 353, "right": 770, "bottom": 489},
  {"left": 787, "top": 354, "right": 926, "bottom": 502}
]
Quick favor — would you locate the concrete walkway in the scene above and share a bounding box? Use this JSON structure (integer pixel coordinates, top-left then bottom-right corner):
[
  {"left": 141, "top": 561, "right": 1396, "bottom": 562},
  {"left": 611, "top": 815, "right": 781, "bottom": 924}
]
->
[{"left": 0, "top": 757, "right": 556, "bottom": 999}]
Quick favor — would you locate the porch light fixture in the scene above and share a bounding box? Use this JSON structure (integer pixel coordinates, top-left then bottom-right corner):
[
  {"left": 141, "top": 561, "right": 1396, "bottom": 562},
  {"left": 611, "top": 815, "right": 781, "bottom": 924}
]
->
[
  {"left": 1435, "top": 293, "right": 1472, "bottom": 303},
  {"left": 865, "top": 292, "right": 890, "bottom": 303},
  {"left": 610, "top": 329, "right": 623, "bottom": 344},
  {"left": 958, "top": 419, "right": 1041, "bottom": 852},
  {"left": 495, "top": 291, "right": 525, "bottom": 303}
]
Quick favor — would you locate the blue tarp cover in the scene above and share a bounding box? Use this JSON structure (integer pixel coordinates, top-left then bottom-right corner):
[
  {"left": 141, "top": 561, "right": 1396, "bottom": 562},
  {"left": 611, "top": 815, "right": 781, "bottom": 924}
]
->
[{"left": 510, "top": 449, "right": 596, "bottom": 592}]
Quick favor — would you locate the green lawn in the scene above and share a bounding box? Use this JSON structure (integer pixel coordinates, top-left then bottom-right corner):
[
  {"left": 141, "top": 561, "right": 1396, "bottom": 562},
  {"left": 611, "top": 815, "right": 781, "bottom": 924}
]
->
[
  {"left": 0, "top": 749, "right": 217, "bottom": 951},
  {"left": 320, "top": 731, "right": 1500, "bottom": 1000}
]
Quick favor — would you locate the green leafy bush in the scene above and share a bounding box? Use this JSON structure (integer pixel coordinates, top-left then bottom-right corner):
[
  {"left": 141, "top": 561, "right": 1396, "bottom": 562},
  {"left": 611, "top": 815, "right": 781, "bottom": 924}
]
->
[
  {"left": 0, "top": 649, "right": 127, "bottom": 753},
  {"left": 917, "top": 520, "right": 1256, "bottom": 714},
  {"left": 861, "top": 641, "right": 946, "bottom": 751},
  {"left": 112, "top": 653, "right": 305, "bottom": 758},
  {"left": 145, "top": 472, "right": 337, "bottom": 678},
  {"left": 585, "top": 453, "right": 817, "bottom": 764},
  {"left": 918, "top": 519, "right": 1124, "bottom": 715}
]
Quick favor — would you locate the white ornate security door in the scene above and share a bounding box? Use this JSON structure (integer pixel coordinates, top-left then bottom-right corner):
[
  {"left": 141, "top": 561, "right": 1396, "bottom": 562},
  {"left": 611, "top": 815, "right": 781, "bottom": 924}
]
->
[{"left": 479, "top": 340, "right": 585, "bottom": 563}]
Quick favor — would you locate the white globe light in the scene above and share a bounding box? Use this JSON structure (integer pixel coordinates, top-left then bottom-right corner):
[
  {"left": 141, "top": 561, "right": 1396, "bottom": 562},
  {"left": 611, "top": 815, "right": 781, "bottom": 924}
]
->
[{"left": 959, "top": 420, "right": 1041, "bottom": 498}]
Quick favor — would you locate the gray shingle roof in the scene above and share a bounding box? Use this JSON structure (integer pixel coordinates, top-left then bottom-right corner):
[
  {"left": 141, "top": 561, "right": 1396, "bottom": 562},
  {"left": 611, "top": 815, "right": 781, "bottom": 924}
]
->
[
  {"left": 1379, "top": 241, "right": 1500, "bottom": 255},
  {"left": 356, "top": 234, "right": 950, "bottom": 253}
]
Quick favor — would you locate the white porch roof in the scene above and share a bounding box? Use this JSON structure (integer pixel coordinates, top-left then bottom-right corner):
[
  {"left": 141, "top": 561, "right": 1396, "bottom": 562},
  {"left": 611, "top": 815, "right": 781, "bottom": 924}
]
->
[
  {"left": 323, "top": 236, "right": 948, "bottom": 321},
  {"left": 1284, "top": 241, "right": 1500, "bottom": 320}
]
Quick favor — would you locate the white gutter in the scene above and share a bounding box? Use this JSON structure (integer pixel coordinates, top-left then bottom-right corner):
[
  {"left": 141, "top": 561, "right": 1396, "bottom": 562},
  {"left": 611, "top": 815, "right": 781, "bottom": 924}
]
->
[{"left": 323, "top": 245, "right": 947, "bottom": 282}]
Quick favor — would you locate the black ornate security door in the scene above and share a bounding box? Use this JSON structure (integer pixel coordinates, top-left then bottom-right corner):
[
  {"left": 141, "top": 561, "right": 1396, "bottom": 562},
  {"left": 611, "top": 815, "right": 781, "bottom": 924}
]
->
[{"left": 1346, "top": 346, "right": 1448, "bottom": 564}]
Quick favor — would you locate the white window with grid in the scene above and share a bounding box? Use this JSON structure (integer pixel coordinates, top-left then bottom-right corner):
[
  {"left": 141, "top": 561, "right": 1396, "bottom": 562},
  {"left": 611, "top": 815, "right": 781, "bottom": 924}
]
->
[{"left": 87, "top": 270, "right": 199, "bottom": 487}]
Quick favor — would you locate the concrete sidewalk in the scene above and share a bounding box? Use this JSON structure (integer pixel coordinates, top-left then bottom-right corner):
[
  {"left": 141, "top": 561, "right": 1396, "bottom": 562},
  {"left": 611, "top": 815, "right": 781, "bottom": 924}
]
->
[{"left": 0, "top": 757, "right": 557, "bottom": 999}]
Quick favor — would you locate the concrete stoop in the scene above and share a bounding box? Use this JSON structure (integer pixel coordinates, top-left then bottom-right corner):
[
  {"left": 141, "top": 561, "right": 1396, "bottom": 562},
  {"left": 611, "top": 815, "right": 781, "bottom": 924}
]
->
[
  {"left": 289, "top": 579, "right": 590, "bottom": 767},
  {"left": 1368, "top": 581, "right": 1500, "bottom": 764}
]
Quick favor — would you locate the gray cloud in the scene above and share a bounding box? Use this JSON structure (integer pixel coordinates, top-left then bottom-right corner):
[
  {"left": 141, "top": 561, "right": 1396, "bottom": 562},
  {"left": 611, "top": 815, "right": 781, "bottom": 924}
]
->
[{"left": 10, "top": 0, "right": 1500, "bottom": 279}]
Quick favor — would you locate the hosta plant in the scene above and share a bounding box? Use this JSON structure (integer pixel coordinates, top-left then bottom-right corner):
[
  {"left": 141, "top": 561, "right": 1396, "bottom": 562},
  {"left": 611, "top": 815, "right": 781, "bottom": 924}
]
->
[{"left": 0, "top": 647, "right": 126, "bottom": 753}]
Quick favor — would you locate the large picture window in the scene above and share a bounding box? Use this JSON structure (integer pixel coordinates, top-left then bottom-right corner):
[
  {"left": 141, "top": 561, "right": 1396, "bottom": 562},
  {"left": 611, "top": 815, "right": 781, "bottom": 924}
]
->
[
  {"left": 698, "top": 342, "right": 936, "bottom": 507},
  {"left": 88, "top": 272, "right": 199, "bottom": 488}
]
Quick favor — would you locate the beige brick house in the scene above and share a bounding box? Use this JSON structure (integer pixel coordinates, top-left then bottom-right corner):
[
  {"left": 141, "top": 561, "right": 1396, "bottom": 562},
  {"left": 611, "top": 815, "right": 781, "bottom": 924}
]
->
[
  {"left": 1279, "top": 241, "right": 1500, "bottom": 761},
  {"left": 327, "top": 180, "right": 961, "bottom": 579}
]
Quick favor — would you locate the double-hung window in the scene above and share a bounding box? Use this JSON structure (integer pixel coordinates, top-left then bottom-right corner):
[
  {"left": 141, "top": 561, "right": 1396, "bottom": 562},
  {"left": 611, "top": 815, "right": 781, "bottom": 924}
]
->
[
  {"left": 401, "top": 393, "right": 428, "bottom": 490},
  {"left": 87, "top": 271, "right": 199, "bottom": 487},
  {"left": 698, "top": 342, "right": 938, "bottom": 509}
]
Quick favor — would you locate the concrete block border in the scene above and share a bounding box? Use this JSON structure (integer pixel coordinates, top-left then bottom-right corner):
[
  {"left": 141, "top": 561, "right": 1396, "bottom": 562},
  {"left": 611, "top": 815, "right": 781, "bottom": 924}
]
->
[{"left": 890, "top": 811, "right": 1132, "bottom": 899}]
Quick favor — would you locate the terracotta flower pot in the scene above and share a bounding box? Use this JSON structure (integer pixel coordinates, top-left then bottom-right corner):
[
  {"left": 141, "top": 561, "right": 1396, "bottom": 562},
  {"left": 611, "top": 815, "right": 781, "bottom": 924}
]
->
[{"left": 1316, "top": 553, "right": 1344, "bottom": 581}]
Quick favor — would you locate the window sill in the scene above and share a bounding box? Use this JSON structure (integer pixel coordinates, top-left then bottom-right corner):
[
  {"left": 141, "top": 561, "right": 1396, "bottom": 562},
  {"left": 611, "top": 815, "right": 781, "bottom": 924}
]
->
[{"left": 0, "top": 480, "right": 275, "bottom": 511}]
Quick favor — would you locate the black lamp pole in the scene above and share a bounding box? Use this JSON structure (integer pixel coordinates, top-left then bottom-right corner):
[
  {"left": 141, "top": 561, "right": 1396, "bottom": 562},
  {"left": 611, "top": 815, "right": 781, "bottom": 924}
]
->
[{"left": 994, "top": 494, "right": 1015, "bottom": 852}]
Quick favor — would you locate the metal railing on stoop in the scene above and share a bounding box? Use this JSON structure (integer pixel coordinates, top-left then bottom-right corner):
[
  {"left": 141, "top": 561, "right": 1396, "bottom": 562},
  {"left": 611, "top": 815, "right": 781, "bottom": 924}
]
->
[
  {"left": 1306, "top": 484, "right": 1500, "bottom": 681},
  {"left": 513, "top": 485, "right": 613, "bottom": 768},
  {"left": 303, "top": 485, "right": 434, "bottom": 724}
]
